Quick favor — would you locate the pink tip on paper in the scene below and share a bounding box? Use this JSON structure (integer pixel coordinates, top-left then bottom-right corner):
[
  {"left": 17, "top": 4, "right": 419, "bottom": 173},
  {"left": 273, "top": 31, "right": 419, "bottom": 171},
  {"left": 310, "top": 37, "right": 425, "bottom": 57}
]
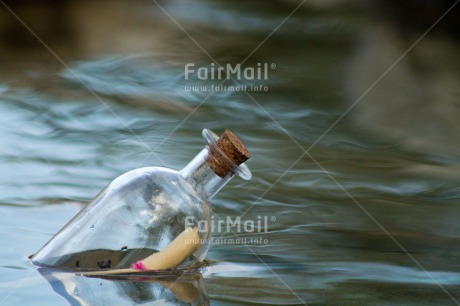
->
[{"left": 131, "top": 261, "right": 148, "bottom": 271}]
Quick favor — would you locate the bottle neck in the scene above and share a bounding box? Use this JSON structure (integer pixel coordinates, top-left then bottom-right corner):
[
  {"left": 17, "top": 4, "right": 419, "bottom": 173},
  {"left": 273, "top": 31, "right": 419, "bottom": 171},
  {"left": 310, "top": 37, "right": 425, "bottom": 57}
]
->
[{"left": 180, "top": 148, "right": 234, "bottom": 199}]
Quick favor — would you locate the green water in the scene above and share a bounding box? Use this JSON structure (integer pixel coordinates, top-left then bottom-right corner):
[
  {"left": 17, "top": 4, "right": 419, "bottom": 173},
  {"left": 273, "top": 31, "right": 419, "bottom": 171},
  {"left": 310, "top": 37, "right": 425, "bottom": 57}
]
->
[{"left": 1, "top": 0, "right": 460, "bottom": 305}]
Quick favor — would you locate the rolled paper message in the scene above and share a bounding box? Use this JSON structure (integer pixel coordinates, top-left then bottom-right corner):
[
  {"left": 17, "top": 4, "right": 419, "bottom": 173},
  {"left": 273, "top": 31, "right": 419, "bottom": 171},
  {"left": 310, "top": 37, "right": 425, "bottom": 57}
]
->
[{"left": 80, "top": 227, "right": 200, "bottom": 276}]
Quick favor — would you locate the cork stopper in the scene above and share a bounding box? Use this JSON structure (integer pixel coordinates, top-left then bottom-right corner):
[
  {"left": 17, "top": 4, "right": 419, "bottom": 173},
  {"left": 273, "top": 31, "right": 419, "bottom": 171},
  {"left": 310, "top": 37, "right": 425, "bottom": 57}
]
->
[{"left": 207, "top": 130, "right": 250, "bottom": 178}]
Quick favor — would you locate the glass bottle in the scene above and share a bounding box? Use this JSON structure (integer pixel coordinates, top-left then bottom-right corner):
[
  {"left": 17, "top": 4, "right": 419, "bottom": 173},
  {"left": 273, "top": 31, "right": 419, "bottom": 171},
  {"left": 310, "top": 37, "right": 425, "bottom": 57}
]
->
[{"left": 31, "top": 129, "right": 251, "bottom": 271}]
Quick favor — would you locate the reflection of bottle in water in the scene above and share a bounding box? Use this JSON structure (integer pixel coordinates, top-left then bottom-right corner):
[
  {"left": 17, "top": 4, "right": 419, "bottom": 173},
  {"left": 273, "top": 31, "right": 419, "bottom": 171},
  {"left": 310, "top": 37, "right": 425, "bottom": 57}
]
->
[
  {"left": 39, "top": 268, "right": 210, "bottom": 305},
  {"left": 32, "top": 129, "right": 251, "bottom": 271}
]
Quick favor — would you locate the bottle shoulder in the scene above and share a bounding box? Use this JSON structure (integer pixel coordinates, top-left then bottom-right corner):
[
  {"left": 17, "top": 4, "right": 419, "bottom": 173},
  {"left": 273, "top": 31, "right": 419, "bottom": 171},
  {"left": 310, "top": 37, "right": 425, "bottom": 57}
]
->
[
  {"left": 107, "top": 166, "right": 206, "bottom": 210},
  {"left": 109, "top": 167, "right": 178, "bottom": 190},
  {"left": 114, "top": 166, "right": 177, "bottom": 180}
]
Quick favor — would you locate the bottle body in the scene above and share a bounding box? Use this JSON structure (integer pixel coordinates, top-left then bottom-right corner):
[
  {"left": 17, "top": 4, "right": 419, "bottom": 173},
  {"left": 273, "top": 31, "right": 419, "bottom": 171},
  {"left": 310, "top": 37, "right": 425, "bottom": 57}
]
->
[{"left": 32, "top": 166, "right": 212, "bottom": 269}]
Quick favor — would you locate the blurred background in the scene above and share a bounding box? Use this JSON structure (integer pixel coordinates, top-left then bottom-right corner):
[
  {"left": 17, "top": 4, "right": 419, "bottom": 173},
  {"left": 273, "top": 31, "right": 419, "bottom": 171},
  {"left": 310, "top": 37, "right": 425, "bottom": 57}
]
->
[{"left": 1, "top": 0, "right": 460, "bottom": 305}]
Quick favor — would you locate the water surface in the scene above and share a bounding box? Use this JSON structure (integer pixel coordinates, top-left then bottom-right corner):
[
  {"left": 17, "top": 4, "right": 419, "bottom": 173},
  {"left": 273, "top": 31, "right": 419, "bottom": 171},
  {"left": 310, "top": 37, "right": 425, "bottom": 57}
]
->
[{"left": 1, "top": 0, "right": 460, "bottom": 305}]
